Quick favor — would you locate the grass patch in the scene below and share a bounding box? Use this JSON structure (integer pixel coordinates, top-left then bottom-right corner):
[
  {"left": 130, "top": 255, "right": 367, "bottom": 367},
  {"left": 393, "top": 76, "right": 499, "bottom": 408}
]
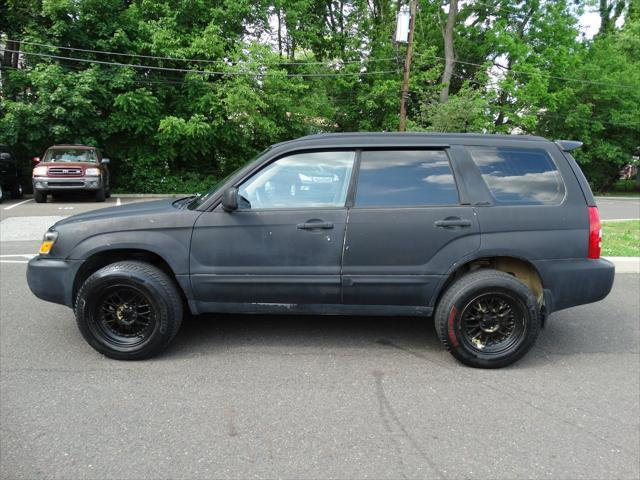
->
[{"left": 602, "top": 220, "right": 640, "bottom": 257}]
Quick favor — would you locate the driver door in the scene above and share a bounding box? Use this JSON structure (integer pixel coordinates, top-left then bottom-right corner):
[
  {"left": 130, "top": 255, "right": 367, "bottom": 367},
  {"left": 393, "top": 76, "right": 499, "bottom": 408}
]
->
[{"left": 190, "top": 150, "right": 356, "bottom": 308}]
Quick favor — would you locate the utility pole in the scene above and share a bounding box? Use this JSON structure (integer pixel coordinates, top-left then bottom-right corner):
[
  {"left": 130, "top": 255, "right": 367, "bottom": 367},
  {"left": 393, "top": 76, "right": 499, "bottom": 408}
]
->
[{"left": 399, "top": 0, "right": 417, "bottom": 132}]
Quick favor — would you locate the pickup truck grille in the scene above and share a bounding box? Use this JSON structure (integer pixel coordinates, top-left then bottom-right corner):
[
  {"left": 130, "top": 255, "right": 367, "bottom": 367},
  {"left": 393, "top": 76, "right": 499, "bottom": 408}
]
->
[{"left": 48, "top": 167, "right": 83, "bottom": 176}]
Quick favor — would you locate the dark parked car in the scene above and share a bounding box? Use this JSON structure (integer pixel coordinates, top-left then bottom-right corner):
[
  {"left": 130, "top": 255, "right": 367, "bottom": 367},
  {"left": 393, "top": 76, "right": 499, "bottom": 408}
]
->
[
  {"left": 0, "top": 145, "right": 24, "bottom": 203},
  {"left": 26, "top": 133, "right": 614, "bottom": 368},
  {"left": 32, "top": 145, "right": 111, "bottom": 203}
]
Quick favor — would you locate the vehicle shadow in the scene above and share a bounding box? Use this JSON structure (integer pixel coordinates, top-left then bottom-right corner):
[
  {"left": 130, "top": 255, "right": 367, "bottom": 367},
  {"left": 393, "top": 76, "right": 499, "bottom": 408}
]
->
[
  {"left": 46, "top": 192, "right": 105, "bottom": 203},
  {"left": 166, "top": 313, "right": 443, "bottom": 359}
]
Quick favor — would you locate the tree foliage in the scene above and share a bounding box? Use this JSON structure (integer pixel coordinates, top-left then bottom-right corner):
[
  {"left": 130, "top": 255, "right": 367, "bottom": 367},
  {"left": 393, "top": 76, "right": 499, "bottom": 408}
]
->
[{"left": 0, "top": 0, "right": 638, "bottom": 192}]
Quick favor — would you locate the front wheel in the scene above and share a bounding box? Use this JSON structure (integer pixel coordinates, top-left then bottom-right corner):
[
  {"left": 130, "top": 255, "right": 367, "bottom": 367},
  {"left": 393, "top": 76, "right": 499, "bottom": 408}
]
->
[
  {"left": 95, "top": 185, "right": 106, "bottom": 202},
  {"left": 435, "top": 269, "right": 541, "bottom": 369},
  {"left": 75, "top": 261, "right": 184, "bottom": 360},
  {"left": 34, "top": 190, "right": 47, "bottom": 203}
]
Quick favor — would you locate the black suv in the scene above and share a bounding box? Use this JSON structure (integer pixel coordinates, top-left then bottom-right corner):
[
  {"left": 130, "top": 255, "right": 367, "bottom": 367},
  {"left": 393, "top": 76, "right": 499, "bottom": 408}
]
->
[
  {"left": 0, "top": 145, "right": 24, "bottom": 203},
  {"left": 26, "top": 133, "right": 614, "bottom": 368}
]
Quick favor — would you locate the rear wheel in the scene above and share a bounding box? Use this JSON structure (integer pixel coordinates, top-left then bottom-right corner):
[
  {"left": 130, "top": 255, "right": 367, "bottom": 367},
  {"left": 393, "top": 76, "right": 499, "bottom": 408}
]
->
[
  {"left": 34, "top": 190, "right": 47, "bottom": 203},
  {"left": 435, "top": 269, "right": 541, "bottom": 369},
  {"left": 11, "top": 181, "right": 23, "bottom": 199},
  {"left": 75, "top": 261, "right": 183, "bottom": 360}
]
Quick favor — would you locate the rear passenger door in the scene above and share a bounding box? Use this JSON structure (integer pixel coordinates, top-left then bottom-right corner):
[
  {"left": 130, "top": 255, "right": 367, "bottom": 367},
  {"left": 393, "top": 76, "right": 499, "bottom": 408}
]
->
[{"left": 342, "top": 149, "right": 480, "bottom": 308}]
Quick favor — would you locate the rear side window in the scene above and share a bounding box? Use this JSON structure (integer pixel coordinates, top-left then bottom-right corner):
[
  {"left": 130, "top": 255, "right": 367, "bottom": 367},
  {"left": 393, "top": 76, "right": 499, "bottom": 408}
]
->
[
  {"left": 467, "top": 146, "right": 565, "bottom": 205},
  {"left": 355, "top": 150, "right": 459, "bottom": 207}
]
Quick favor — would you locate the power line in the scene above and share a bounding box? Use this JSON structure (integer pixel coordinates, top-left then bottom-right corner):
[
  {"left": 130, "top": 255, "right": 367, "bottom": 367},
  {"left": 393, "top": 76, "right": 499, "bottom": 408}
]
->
[
  {"left": 7, "top": 38, "right": 400, "bottom": 67},
  {"left": 1, "top": 49, "right": 400, "bottom": 78},
  {"left": 5, "top": 39, "right": 637, "bottom": 88},
  {"left": 413, "top": 51, "right": 639, "bottom": 89}
]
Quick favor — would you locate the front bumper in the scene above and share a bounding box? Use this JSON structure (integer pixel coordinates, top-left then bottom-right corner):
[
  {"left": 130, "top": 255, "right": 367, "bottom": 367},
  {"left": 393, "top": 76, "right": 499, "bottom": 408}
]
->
[
  {"left": 33, "top": 176, "right": 102, "bottom": 191},
  {"left": 26, "top": 256, "right": 83, "bottom": 308},
  {"left": 535, "top": 258, "right": 615, "bottom": 313}
]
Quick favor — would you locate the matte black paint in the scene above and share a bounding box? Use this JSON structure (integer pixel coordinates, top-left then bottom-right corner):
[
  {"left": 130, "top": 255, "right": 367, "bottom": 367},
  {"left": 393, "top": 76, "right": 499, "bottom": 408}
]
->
[{"left": 26, "top": 133, "right": 614, "bottom": 319}]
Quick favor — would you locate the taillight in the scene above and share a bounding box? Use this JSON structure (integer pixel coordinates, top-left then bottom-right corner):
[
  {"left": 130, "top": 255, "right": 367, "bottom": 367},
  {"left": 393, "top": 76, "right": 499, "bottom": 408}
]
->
[{"left": 588, "top": 206, "right": 602, "bottom": 259}]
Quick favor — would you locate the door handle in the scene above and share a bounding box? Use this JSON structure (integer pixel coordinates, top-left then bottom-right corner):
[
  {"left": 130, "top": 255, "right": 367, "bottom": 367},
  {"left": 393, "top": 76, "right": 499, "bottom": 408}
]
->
[
  {"left": 434, "top": 218, "right": 472, "bottom": 228},
  {"left": 297, "top": 220, "right": 334, "bottom": 230}
]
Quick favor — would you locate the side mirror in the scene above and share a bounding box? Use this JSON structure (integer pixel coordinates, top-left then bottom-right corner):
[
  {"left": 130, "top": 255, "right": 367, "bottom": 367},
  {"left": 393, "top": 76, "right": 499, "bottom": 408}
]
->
[
  {"left": 221, "top": 187, "right": 239, "bottom": 212},
  {"left": 32, "top": 157, "right": 41, "bottom": 164},
  {"left": 101, "top": 158, "right": 110, "bottom": 164}
]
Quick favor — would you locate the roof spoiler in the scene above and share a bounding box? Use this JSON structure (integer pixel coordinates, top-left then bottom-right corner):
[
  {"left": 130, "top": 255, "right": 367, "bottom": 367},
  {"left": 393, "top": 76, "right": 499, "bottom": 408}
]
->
[{"left": 555, "top": 140, "right": 583, "bottom": 152}]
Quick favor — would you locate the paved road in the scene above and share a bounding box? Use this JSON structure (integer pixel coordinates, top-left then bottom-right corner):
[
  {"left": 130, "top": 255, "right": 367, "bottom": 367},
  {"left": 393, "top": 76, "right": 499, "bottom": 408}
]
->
[
  {"left": 1, "top": 198, "right": 639, "bottom": 480},
  {"left": 596, "top": 196, "right": 640, "bottom": 220}
]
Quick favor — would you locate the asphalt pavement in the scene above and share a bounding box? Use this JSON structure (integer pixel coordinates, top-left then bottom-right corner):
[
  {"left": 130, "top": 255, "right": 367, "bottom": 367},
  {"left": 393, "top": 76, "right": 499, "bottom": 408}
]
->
[
  {"left": 596, "top": 196, "right": 640, "bottom": 220},
  {"left": 0, "top": 195, "right": 639, "bottom": 480}
]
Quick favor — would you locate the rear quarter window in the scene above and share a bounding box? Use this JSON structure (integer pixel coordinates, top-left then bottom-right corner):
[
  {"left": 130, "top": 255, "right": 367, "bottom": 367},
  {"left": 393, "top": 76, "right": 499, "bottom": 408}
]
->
[
  {"left": 355, "top": 150, "right": 459, "bottom": 207},
  {"left": 467, "top": 146, "right": 565, "bottom": 205}
]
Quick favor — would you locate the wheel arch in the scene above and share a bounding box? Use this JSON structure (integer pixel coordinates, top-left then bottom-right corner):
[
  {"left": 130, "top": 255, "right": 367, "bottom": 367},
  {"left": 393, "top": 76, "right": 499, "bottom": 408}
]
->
[
  {"left": 433, "top": 255, "right": 547, "bottom": 324},
  {"left": 72, "top": 248, "right": 189, "bottom": 308}
]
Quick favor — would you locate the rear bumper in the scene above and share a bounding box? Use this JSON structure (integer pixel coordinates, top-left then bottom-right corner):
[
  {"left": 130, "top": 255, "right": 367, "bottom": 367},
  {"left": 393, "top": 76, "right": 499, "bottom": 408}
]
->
[
  {"left": 26, "top": 256, "right": 82, "bottom": 308},
  {"left": 534, "top": 258, "right": 615, "bottom": 313},
  {"left": 33, "top": 176, "right": 102, "bottom": 191}
]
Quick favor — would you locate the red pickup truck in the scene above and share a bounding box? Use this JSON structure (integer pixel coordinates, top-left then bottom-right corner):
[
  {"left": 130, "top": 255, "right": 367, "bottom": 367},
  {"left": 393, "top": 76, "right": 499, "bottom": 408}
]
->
[{"left": 32, "top": 145, "right": 111, "bottom": 202}]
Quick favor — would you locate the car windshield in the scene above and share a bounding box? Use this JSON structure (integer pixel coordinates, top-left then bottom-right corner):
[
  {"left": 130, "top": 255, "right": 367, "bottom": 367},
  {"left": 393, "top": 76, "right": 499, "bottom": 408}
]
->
[
  {"left": 43, "top": 148, "right": 98, "bottom": 163},
  {"left": 188, "top": 148, "right": 271, "bottom": 210}
]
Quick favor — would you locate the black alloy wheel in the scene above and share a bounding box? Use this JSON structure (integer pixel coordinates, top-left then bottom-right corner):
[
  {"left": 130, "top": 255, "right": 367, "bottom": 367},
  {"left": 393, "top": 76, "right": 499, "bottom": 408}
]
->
[
  {"left": 458, "top": 292, "right": 526, "bottom": 355},
  {"left": 435, "top": 269, "right": 541, "bottom": 368},
  {"left": 75, "top": 261, "right": 183, "bottom": 360},
  {"left": 92, "top": 284, "right": 157, "bottom": 348}
]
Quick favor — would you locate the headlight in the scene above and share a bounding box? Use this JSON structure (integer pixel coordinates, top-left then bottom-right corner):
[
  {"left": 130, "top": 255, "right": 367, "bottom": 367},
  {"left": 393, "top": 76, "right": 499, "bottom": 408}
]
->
[
  {"left": 33, "top": 166, "right": 47, "bottom": 176},
  {"left": 39, "top": 230, "right": 58, "bottom": 255},
  {"left": 85, "top": 167, "right": 100, "bottom": 176}
]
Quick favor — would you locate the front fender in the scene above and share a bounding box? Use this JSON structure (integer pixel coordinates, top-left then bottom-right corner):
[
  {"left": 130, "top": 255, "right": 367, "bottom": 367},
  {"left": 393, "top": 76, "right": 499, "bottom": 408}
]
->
[{"left": 68, "top": 229, "right": 192, "bottom": 275}]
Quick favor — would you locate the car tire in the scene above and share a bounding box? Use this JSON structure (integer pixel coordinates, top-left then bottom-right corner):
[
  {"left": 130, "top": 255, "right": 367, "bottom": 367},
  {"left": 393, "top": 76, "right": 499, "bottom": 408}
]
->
[
  {"left": 11, "top": 182, "right": 23, "bottom": 199},
  {"left": 435, "top": 269, "right": 541, "bottom": 369},
  {"left": 34, "top": 190, "right": 47, "bottom": 203},
  {"left": 105, "top": 188, "right": 111, "bottom": 199},
  {"left": 75, "top": 261, "right": 184, "bottom": 360},
  {"left": 95, "top": 185, "right": 106, "bottom": 202}
]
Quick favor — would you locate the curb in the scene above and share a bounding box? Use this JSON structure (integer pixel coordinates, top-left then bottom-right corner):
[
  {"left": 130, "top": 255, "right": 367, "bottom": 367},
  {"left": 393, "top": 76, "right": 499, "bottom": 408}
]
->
[
  {"left": 596, "top": 196, "right": 640, "bottom": 201},
  {"left": 604, "top": 256, "right": 640, "bottom": 274}
]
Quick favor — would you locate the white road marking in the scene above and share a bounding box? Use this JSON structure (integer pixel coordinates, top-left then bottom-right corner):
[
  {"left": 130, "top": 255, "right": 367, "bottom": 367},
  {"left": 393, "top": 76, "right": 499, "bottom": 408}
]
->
[
  {"left": 0, "top": 260, "right": 29, "bottom": 264},
  {"left": 57, "top": 206, "right": 75, "bottom": 210},
  {"left": 116, "top": 197, "right": 121, "bottom": 206},
  {"left": 0, "top": 254, "right": 36, "bottom": 258},
  {"left": 3, "top": 198, "right": 33, "bottom": 210},
  {"left": 602, "top": 218, "right": 639, "bottom": 222}
]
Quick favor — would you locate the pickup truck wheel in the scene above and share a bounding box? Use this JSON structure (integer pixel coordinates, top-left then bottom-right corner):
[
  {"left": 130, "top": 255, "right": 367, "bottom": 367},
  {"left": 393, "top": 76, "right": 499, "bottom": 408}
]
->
[
  {"left": 75, "top": 261, "right": 183, "bottom": 360},
  {"left": 11, "top": 182, "right": 23, "bottom": 199},
  {"left": 34, "top": 190, "right": 47, "bottom": 203},
  {"left": 435, "top": 269, "right": 541, "bottom": 369},
  {"left": 95, "top": 186, "right": 106, "bottom": 202}
]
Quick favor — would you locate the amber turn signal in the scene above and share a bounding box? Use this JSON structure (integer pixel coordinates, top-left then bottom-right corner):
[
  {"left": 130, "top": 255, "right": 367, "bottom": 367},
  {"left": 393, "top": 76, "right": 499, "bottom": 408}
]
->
[{"left": 39, "top": 230, "right": 58, "bottom": 255}]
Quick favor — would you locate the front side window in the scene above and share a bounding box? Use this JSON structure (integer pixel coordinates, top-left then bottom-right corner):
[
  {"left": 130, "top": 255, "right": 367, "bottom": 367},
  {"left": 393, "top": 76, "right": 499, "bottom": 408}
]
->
[
  {"left": 43, "top": 148, "right": 98, "bottom": 163},
  {"left": 467, "top": 146, "right": 565, "bottom": 205},
  {"left": 238, "top": 151, "right": 356, "bottom": 209},
  {"left": 354, "top": 150, "right": 459, "bottom": 207}
]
